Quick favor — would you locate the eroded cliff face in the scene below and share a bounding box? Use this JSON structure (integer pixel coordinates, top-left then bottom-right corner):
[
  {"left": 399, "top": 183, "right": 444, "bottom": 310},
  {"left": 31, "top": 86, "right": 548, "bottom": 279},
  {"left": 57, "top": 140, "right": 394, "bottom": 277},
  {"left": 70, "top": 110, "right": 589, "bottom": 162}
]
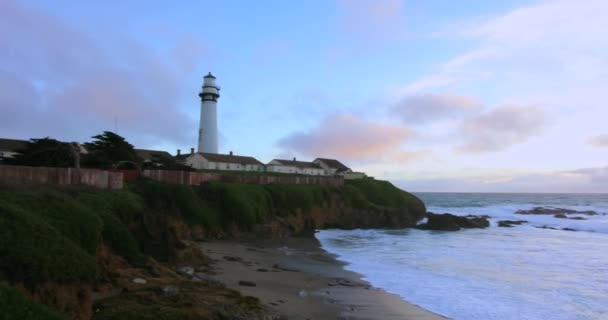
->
[
  {"left": 142, "top": 193, "right": 427, "bottom": 247},
  {"left": 254, "top": 197, "right": 425, "bottom": 238}
]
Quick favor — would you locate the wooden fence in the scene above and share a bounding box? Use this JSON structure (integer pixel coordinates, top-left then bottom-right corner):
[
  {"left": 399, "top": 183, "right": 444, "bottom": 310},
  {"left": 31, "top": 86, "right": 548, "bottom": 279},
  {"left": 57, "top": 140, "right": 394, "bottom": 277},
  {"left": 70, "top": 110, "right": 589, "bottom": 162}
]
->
[
  {"left": 0, "top": 165, "right": 123, "bottom": 189},
  {"left": 142, "top": 170, "right": 344, "bottom": 187}
]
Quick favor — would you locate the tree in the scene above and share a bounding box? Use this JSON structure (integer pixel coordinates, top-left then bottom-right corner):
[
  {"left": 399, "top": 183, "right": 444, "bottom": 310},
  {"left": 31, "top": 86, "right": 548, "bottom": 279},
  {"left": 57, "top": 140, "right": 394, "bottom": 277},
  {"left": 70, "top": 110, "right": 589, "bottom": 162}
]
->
[
  {"left": 8, "top": 138, "right": 77, "bottom": 168},
  {"left": 83, "top": 131, "right": 138, "bottom": 169}
]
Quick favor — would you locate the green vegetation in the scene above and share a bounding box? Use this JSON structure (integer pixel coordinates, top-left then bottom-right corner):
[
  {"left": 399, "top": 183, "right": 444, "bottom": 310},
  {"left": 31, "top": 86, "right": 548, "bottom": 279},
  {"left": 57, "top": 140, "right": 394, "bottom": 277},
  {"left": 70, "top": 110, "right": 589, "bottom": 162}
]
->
[
  {"left": 93, "top": 300, "right": 198, "bottom": 320},
  {"left": 0, "top": 186, "right": 148, "bottom": 282},
  {"left": 0, "top": 177, "right": 423, "bottom": 318},
  {"left": 0, "top": 196, "right": 99, "bottom": 282},
  {"left": 6, "top": 138, "right": 78, "bottom": 168},
  {"left": 345, "top": 178, "right": 425, "bottom": 211},
  {"left": 264, "top": 184, "right": 331, "bottom": 212},
  {"left": 83, "top": 131, "right": 139, "bottom": 169},
  {"left": 201, "top": 182, "right": 272, "bottom": 227},
  {"left": 136, "top": 180, "right": 221, "bottom": 229},
  {"left": 0, "top": 282, "right": 65, "bottom": 320}
]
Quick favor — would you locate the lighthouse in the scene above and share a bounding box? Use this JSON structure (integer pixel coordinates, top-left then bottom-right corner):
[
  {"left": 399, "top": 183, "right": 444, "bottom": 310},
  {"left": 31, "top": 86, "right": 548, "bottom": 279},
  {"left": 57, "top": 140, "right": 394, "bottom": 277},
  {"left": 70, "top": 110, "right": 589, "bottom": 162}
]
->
[{"left": 198, "top": 72, "right": 220, "bottom": 154}]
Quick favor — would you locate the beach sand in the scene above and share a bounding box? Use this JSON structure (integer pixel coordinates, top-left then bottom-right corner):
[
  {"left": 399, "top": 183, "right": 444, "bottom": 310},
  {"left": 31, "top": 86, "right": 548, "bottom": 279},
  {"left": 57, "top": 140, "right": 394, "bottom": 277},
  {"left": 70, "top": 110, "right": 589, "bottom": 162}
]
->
[{"left": 199, "top": 236, "right": 447, "bottom": 320}]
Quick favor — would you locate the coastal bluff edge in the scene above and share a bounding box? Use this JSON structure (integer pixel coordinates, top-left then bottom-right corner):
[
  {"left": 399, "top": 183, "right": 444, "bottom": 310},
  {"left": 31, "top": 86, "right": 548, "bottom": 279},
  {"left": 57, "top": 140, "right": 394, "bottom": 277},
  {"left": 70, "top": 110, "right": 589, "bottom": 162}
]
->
[{"left": 0, "top": 178, "right": 425, "bottom": 319}]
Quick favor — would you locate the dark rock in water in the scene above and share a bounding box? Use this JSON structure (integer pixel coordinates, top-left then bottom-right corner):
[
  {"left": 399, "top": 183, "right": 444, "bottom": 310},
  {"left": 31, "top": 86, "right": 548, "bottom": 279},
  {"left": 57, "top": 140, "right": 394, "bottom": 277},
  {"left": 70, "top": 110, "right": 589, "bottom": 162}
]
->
[
  {"left": 238, "top": 280, "right": 256, "bottom": 287},
  {"left": 517, "top": 207, "right": 598, "bottom": 216},
  {"left": 568, "top": 216, "right": 587, "bottom": 220},
  {"left": 417, "top": 213, "right": 490, "bottom": 231},
  {"left": 497, "top": 220, "right": 528, "bottom": 227},
  {"left": 554, "top": 214, "right": 567, "bottom": 219},
  {"left": 535, "top": 226, "right": 558, "bottom": 230},
  {"left": 562, "top": 228, "right": 576, "bottom": 231}
]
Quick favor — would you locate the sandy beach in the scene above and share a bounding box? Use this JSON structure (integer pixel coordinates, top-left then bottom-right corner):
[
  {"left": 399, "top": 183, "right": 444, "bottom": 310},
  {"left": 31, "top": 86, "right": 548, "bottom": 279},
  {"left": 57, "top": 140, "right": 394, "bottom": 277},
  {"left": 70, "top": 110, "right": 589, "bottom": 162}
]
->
[{"left": 199, "top": 236, "right": 447, "bottom": 320}]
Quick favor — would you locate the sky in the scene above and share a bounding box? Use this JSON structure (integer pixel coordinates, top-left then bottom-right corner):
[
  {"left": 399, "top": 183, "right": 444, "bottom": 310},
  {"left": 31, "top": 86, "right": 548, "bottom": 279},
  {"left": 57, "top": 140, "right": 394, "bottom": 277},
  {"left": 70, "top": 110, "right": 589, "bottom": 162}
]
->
[{"left": 1, "top": 0, "right": 607, "bottom": 193}]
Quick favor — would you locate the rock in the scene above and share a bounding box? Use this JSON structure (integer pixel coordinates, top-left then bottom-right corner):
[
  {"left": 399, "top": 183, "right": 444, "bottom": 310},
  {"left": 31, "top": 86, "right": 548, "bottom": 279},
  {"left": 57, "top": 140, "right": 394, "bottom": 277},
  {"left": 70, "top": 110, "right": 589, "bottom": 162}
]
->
[
  {"left": 562, "top": 228, "right": 576, "bottom": 231},
  {"left": 192, "top": 273, "right": 224, "bottom": 286},
  {"left": 161, "top": 285, "right": 179, "bottom": 297},
  {"left": 132, "top": 278, "right": 147, "bottom": 285},
  {"left": 238, "top": 280, "right": 256, "bottom": 287},
  {"left": 272, "top": 264, "right": 299, "bottom": 272},
  {"left": 516, "top": 207, "right": 598, "bottom": 216},
  {"left": 554, "top": 214, "right": 567, "bottom": 219},
  {"left": 416, "top": 213, "right": 490, "bottom": 231},
  {"left": 569, "top": 217, "right": 587, "bottom": 220},
  {"left": 497, "top": 220, "right": 528, "bottom": 227},
  {"left": 176, "top": 266, "right": 194, "bottom": 277},
  {"left": 535, "top": 226, "right": 558, "bottom": 230},
  {"left": 256, "top": 268, "right": 269, "bottom": 272},
  {"left": 223, "top": 256, "right": 243, "bottom": 262}
]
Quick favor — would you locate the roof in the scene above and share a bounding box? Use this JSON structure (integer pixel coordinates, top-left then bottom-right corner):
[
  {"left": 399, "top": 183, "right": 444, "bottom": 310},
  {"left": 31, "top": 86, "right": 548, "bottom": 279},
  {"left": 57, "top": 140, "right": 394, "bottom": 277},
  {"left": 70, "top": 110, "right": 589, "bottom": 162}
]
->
[
  {"left": 271, "top": 159, "right": 323, "bottom": 169},
  {"left": 135, "top": 149, "right": 173, "bottom": 161},
  {"left": 200, "top": 152, "right": 263, "bottom": 165},
  {"left": 204, "top": 72, "right": 216, "bottom": 79},
  {"left": 0, "top": 138, "right": 28, "bottom": 152},
  {"left": 314, "top": 158, "right": 350, "bottom": 172}
]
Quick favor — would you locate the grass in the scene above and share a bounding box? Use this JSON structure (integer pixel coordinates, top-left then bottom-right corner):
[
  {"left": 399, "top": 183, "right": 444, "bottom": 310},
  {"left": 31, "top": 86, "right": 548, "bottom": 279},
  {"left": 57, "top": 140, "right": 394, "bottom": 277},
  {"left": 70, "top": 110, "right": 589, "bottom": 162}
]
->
[
  {"left": 0, "top": 282, "right": 65, "bottom": 320},
  {"left": 264, "top": 184, "right": 332, "bottom": 212},
  {"left": 345, "top": 178, "right": 419, "bottom": 206},
  {"left": 136, "top": 180, "right": 221, "bottom": 229},
  {"left": 199, "top": 183, "right": 272, "bottom": 227},
  {"left": 0, "top": 199, "right": 98, "bottom": 283}
]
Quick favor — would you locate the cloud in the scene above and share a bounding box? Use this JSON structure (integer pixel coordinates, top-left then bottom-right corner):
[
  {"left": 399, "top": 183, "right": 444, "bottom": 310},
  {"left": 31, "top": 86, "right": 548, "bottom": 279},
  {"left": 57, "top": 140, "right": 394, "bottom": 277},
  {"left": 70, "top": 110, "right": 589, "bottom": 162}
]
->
[
  {"left": 0, "top": 0, "right": 206, "bottom": 148},
  {"left": 276, "top": 113, "right": 413, "bottom": 160},
  {"left": 402, "top": 0, "right": 608, "bottom": 94},
  {"left": 587, "top": 135, "right": 608, "bottom": 148},
  {"left": 390, "top": 93, "right": 482, "bottom": 124},
  {"left": 455, "top": 105, "right": 547, "bottom": 153},
  {"left": 336, "top": 0, "right": 405, "bottom": 44},
  {"left": 395, "top": 165, "right": 608, "bottom": 193}
]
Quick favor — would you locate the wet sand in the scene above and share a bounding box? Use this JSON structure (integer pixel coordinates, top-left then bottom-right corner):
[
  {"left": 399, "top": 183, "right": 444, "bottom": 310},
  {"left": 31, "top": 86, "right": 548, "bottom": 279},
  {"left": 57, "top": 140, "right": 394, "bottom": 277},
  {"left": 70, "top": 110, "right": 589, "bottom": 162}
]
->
[{"left": 199, "top": 236, "right": 447, "bottom": 320}]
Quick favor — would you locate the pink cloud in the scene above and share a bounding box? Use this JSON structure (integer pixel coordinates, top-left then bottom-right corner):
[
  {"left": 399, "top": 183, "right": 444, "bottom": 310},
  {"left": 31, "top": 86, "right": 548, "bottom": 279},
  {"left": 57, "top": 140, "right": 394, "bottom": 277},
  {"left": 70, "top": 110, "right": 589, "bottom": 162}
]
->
[
  {"left": 587, "top": 134, "right": 608, "bottom": 148},
  {"left": 390, "top": 93, "right": 483, "bottom": 124},
  {"left": 277, "top": 113, "right": 413, "bottom": 160},
  {"left": 455, "top": 104, "right": 548, "bottom": 153}
]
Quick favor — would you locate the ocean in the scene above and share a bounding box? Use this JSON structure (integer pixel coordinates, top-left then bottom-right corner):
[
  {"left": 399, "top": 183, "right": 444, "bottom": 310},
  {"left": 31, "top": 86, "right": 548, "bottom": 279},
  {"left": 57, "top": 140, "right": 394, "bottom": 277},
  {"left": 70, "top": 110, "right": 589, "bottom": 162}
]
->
[{"left": 316, "top": 193, "right": 608, "bottom": 320}]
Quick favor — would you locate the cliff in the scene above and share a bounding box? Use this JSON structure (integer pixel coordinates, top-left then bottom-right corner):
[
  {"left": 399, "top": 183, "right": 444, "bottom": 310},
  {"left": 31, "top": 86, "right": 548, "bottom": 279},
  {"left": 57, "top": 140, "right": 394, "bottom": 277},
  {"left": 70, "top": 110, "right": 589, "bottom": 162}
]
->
[{"left": 0, "top": 178, "right": 425, "bottom": 319}]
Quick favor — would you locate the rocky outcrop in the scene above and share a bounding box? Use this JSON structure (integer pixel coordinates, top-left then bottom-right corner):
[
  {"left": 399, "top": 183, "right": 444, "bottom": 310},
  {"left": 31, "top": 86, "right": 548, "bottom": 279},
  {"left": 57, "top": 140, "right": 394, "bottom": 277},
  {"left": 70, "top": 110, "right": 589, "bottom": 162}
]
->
[
  {"left": 497, "top": 220, "right": 528, "bottom": 227},
  {"left": 416, "top": 213, "right": 489, "bottom": 231},
  {"left": 516, "top": 207, "right": 599, "bottom": 216}
]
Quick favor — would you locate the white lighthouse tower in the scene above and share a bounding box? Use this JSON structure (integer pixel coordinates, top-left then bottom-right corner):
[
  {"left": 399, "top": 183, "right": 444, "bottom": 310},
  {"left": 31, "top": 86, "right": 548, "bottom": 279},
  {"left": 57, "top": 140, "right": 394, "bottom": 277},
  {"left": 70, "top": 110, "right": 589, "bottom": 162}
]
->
[{"left": 198, "top": 72, "right": 220, "bottom": 154}]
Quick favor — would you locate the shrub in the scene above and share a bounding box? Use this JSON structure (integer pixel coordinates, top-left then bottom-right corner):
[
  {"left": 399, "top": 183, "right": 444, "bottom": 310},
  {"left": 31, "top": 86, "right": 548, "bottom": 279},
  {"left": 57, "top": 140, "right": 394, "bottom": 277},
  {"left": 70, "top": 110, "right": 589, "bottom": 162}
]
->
[
  {"left": 136, "top": 180, "right": 221, "bottom": 229},
  {"left": 0, "top": 200, "right": 98, "bottom": 282},
  {"left": 202, "top": 183, "right": 272, "bottom": 228},
  {"left": 0, "top": 191, "right": 102, "bottom": 255},
  {"left": 0, "top": 282, "right": 65, "bottom": 320},
  {"left": 263, "top": 184, "right": 331, "bottom": 211}
]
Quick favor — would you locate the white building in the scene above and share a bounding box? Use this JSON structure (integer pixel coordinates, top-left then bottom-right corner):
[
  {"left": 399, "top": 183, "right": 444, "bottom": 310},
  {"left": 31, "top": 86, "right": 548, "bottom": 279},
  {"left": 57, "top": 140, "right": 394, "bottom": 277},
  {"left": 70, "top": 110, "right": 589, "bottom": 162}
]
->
[
  {"left": 313, "top": 158, "right": 351, "bottom": 176},
  {"left": 198, "top": 73, "right": 220, "bottom": 154},
  {"left": 176, "top": 150, "right": 264, "bottom": 172},
  {"left": 267, "top": 158, "right": 325, "bottom": 175}
]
